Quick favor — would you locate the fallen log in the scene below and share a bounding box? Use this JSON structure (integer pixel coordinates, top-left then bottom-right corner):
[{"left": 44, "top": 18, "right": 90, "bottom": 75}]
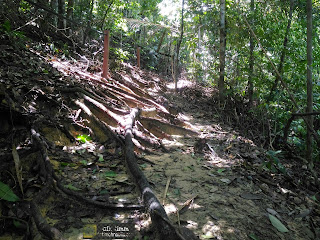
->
[{"left": 123, "top": 108, "right": 198, "bottom": 240}]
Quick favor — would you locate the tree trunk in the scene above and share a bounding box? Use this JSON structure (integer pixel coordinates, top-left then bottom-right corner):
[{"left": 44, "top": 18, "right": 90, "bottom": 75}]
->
[
  {"left": 57, "top": 0, "right": 65, "bottom": 31},
  {"left": 267, "top": 0, "right": 294, "bottom": 102},
  {"left": 156, "top": 29, "right": 167, "bottom": 53},
  {"left": 219, "top": 0, "right": 226, "bottom": 102},
  {"left": 50, "top": 0, "right": 58, "bottom": 27},
  {"left": 173, "top": 0, "right": 184, "bottom": 92},
  {"left": 247, "top": 0, "right": 254, "bottom": 107},
  {"left": 66, "top": 0, "right": 74, "bottom": 35},
  {"left": 306, "top": 0, "right": 313, "bottom": 168}
]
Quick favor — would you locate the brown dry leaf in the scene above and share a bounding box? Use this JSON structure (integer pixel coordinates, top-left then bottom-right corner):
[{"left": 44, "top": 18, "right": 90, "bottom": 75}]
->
[{"left": 179, "top": 195, "right": 198, "bottom": 214}]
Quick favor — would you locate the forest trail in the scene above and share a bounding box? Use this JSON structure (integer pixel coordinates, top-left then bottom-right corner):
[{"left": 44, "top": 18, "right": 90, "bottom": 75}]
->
[
  {"left": 0, "top": 39, "right": 318, "bottom": 240},
  {"left": 144, "top": 82, "right": 314, "bottom": 240}
]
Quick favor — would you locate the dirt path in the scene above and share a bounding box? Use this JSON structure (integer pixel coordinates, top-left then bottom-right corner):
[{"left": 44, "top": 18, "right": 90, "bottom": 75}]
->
[
  {"left": 141, "top": 82, "right": 315, "bottom": 240},
  {"left": 0, "top": 39, "right": 317, "bottom": 239}
]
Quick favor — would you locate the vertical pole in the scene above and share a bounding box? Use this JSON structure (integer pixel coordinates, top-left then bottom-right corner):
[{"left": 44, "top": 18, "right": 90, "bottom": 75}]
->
[
  {"left": 137, "top": 47, "right": 141, "bottom": 68},
  {"left": 102, "top": 30, "right": 110, "bottom": 78}
]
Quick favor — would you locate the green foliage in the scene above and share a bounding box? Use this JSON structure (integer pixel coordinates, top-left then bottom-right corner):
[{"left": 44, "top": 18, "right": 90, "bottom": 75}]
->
[
  {"left": 268, "top": 214, "right": 289, "bottom": 233},
  {"left": 111, "top": 47, "right": 131, "bottom": 62},
  {"left": 0, "top": 20, "right": 26, "bottom": 42},
  {"left": 0, "top": 181, "right": 20, "bottom": 202},
  {"left": 76, "top": 134, "right": 92, "bottom": 143},
  {"left": 249, "top": 233, "right": 260, "bottom": 240},
  {"left": 4, "top": 0, "right": 317, "bottom": 160},
  {"left": 64, "top": 184, "right": 81, "bottom": 191},
  {"left": 105, "top": 171, "right": 117, "bottom": 178},
  {"left": 264, "top": 150, "right": 286, "bottom": 174}
]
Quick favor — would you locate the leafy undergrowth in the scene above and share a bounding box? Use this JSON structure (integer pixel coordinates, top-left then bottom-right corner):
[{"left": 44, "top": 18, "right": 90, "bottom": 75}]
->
[{"left": 0, "top": 37, "right": 319, "bottom": 240}]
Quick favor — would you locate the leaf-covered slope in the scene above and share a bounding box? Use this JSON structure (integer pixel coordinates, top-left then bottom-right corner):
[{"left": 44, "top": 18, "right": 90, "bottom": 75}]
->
[{"left": 0, "top": 37, "right": 198, "bottom": 239}]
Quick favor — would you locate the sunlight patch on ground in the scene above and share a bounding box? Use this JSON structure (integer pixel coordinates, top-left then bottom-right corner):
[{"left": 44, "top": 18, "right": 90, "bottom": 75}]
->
[
  {"left": 186, "top": 220, "right": 198, "bottom": 230},
  {"left": 202, "top": 221, "right": 223, "bottom": 240},
  {"left": 164, "top": 203, "right": 178, "bottom": 215},
  {"left": 167, "top": 79, "right": 194, "bottom": 90},
  {"left": 162, "top": 138, "right": 184, "bottom": 147}
]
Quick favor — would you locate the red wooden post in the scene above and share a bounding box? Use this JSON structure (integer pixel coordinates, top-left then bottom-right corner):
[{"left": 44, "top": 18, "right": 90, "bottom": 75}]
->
[
  {"left": 137, "top": 47, "right": 141, "bottom": 68},
  {"left": 102, "top": 30, "right": 110, "bottom": 78}
]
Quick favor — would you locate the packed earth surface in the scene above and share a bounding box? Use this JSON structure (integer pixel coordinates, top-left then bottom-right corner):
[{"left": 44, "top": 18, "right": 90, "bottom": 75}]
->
[{"left": 0, "top": 37, "right": 319, "bottom": 240}]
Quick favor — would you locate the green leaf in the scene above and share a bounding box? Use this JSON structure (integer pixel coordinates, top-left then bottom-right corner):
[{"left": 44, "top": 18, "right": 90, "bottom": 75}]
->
[
  {"left": 80, "top": 160, "right": 88, "bottom": 165},
  {"left": 98, "top": 154, "right": 104, "bottom": 162},
  {"left": 311, "top": 195, "right": 317, "bottom": 201},
  {"left": 0, "top": 181, "right": 20, "bottom": 202},
  {"left": 105, "top": 171, "right": 117, "bottom": 177},
  {"left": 268, "top": 214, "right": 289, "bottom": 233},
  {"left": 64, "top": 184, "right": 80, "bottom": 191},
  {"left": 76, "top": 134, "right": 92, "bottom": 143},
  {"left": 140, "top": 163, "right": 147, "bottom": 169},
  {"left": 2, "top": 20, "right": 11, "bottom": 32},
  {"left": 249, "top": 233, "right": 260, "bottom": 240}
]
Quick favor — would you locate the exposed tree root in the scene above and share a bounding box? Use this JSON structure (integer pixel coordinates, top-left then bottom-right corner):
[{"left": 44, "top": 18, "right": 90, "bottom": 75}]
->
[
  {"left": 53, "top": 175, "right": 143, "bottom": 210},
  {"left": 139, "top": 117, "right": 197, "bottom": 136},
  {"left": 0, "top": 40, "right": 204, "bottom": 239},
  {"left": 30, "top": 200, "right": 65, "bottom": 240},
  {"left": 123, "top": 109, "right": 198, "bottom": 240},
  {"left": 29, "top": 127, "right": 143, "bottom": 238}
]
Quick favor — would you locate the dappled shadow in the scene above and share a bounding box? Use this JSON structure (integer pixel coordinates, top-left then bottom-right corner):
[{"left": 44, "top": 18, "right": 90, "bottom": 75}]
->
[{"left": 0, "top": 37, "right": 317, "bottom": 240}]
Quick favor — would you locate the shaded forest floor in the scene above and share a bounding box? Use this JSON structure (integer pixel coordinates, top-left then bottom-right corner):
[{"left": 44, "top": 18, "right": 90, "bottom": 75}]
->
[{"left": 0, "top": 37, "right": 319, "bottom": 240}]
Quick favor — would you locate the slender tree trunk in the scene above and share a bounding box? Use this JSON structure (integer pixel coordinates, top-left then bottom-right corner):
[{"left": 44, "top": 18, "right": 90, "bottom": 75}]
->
[
  {"left": 219, "top": 0, "right": 226, "bottom": 102},
  {"left": 156, "top": 29, "right": 167, "bottom": 53},
  {"left": 174, "top": 0, "right": 184, "bottom": 92},
  {"left": 267, "top": 0, "right": 294, "bottom": 102},
  {"left": 306, "top": 0, "right": 313, "bottom": 167},
  {"left": 57, "top": 0, "right": 65, "bottom": 30},
  {"left": 66, "top": 0, "right": 74, "bottom": 35},
  {"left": 50, "top": 0, "right": 58, "bottom": 27},
  {"left": 247, "top": 0, "right": 254, "bottom": 107}
]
